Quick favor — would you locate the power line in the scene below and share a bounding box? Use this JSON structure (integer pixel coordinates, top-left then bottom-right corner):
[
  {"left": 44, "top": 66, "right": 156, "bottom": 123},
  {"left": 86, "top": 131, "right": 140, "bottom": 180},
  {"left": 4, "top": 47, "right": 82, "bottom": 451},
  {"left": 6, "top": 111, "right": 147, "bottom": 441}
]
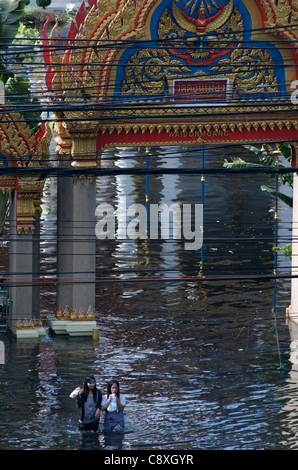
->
[
  {"left": 1, "top": 271, "right": 298, "bottom": 288},
  {"left": 0, "top": 164, "right": 296, "bottom": 177}
]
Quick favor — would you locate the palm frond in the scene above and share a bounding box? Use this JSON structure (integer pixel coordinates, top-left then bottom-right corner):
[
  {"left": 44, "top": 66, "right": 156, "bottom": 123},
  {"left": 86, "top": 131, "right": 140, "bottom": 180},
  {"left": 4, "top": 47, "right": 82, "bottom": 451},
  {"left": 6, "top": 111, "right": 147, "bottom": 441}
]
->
[{"left": 261, "top": 185, "right": 293, "bottom": 208}]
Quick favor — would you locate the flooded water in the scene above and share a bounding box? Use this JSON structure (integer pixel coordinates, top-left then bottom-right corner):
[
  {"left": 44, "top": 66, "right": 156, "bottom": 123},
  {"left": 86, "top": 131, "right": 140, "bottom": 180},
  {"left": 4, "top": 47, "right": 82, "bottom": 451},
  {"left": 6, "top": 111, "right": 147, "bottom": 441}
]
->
[{"left": 0, "top": 144, "right": 297, "bottom": 450}]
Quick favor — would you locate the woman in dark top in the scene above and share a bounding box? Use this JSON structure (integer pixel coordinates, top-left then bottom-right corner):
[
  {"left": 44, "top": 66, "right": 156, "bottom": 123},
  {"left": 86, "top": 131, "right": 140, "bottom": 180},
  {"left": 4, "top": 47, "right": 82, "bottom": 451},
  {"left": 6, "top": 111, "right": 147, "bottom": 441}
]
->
[{"left": 70, "top": 375, "right": 102, "bottom": 432}]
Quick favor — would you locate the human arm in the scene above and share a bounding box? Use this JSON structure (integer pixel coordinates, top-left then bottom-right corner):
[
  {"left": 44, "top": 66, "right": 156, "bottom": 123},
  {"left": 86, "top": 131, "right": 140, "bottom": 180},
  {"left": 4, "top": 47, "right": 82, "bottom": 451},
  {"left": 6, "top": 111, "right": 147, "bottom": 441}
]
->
[
  {"left": 69, "top": 387, "right": 81, "bottom": 398},
  {"left": 101, "top": 395, "right": 111, "bottom": 411},
  {"left": 115, "top": 394, "right": 125, "bottom": 412},
  {"left": 101, "top": 393, "right": 125, "bottom": 412},
  {"left": 95, "top": 389, "right": 102, "bottom": 419}
]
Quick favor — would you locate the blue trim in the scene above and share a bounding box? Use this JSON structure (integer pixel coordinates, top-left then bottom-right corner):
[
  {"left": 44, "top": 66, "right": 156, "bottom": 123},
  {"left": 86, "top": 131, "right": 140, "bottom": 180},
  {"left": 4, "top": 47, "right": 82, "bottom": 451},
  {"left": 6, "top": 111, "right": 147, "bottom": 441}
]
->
[
  {"left": 0, "top": 153, "right": 8, "bottom": 167},
  {"left": 113, "top": 0, "right": 287, "bottom": 101}
]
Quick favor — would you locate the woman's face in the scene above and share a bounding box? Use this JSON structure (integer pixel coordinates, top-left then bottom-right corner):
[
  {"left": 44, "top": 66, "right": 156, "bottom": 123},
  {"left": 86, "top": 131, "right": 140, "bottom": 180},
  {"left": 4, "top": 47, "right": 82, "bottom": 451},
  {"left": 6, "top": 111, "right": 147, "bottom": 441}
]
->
[
  {"left": 87, "top": 379, "right": 96, "bottom": 390},
  {"left": 111, "top": 383, "right": 118, "bottom": 395}
]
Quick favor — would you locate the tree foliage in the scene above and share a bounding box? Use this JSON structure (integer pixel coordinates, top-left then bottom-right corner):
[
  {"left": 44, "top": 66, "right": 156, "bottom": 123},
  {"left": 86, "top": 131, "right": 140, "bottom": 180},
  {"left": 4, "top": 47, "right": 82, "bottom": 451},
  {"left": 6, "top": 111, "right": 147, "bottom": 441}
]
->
[
  {"left": 223, "top": 143, "right": 293, "bottom": 207},
  {"left": 0, "top": 0, "right": 26, "bottom": 46},
  {"left": 36, "top": 0, "right": 51, "bottom": 9}
]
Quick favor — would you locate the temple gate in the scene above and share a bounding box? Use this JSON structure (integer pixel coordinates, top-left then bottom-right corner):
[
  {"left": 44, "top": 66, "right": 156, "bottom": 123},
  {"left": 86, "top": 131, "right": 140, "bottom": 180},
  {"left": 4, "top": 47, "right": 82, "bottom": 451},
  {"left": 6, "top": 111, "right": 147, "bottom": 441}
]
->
[{"left": 2, "top": 0, "right": 298, "bottom": 336}]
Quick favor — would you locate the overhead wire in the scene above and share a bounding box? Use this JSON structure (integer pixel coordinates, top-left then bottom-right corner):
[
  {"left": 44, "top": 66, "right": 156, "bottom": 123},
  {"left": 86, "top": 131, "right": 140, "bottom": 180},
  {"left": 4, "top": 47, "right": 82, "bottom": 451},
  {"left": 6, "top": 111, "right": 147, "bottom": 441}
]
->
[{"left": 0, "top": 21, "right": 296, "bottom": 290}]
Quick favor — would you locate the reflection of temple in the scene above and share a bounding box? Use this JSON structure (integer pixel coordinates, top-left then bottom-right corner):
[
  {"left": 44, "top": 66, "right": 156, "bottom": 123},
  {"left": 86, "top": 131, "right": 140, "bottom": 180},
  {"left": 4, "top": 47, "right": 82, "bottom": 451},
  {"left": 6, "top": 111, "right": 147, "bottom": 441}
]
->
[{"left": 95, "top": 144, "right": 276, "bottom": 305}]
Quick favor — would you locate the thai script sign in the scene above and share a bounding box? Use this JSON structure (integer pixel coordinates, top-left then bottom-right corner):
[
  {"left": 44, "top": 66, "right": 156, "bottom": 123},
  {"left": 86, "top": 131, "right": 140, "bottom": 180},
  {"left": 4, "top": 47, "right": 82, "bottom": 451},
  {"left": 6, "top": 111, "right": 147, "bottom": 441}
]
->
[{"left": 173, "top": 78, "right": 229, "bottom": 106}]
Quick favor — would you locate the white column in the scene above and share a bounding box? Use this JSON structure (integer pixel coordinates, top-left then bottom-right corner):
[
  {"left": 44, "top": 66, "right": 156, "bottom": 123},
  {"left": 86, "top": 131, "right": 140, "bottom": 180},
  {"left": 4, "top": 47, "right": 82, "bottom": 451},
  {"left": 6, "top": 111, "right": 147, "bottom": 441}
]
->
[
  {"left": 8, "top": 191, "right": 34, "bottom": 333},
  {"left": 72, "top": 176, "right": 96, "bottom": 313},
  {"left": 56, "top": 171, "right": 96, "bottom": 314},
  {"left": 291, "top": 172, "right": 298, "bottom": 323},
  {"left": 57, "top": 162, "right": 75, "bottom": 311}
]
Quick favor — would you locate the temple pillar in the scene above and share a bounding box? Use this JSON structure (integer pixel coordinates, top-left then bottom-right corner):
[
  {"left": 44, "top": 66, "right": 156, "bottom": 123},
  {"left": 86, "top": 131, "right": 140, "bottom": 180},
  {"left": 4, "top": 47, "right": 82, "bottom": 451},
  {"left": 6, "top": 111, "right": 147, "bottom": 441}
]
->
[
  {"left": 72, "top": 175, "right": 96, "bottom": 313},
  {"left": 290, "top": 144, "right": 298, "bottom": 323},
  {"left": 51, "top": 127, "right": 98, "bottom": 335},
  {"left": 56, "top": 160, "right": 75, "bottom": 311},
  {"left": 292, "top": 172, "right": 298, "bottom": 323},
  {"left": 8, "top": 190, "right": 43, "bottom": 337},
  {"left": 56, "top": 171, "right": 96, "bottom": 314}
]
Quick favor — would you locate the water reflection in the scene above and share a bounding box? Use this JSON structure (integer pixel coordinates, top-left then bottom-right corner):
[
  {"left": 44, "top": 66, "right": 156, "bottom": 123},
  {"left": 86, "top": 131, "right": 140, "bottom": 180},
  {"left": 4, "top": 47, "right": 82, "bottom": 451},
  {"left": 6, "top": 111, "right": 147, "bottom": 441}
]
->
[{"left": 0, "top": 145, "right": 296, "bottom": 449}]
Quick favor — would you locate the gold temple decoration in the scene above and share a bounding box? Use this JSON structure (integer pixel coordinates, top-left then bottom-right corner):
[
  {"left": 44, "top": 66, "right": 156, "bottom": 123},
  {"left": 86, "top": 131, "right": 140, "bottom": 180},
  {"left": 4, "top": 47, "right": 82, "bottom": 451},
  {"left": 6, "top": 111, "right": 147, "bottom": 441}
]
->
[
  {"left": 54, "top": 302, "right": 95, "bottom": 321},
  {"left": 15, "top": 318, "right": 43, "bottom": 329},
  {"left": 0, "top": 108, "right": 52, "bottom": 234},
  {"left": 42, "top": 0, "right": 298, "bottom": 152}
]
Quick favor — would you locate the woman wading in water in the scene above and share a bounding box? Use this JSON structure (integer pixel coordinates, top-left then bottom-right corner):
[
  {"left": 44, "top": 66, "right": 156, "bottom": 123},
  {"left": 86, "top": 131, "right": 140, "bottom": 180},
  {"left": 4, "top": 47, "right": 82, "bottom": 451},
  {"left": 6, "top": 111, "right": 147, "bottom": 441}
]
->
[
  {"left": 70, "top": 375, "right": 102, "bottom": 432},
  {"left": 101, "top": 379, "right": 126, "bottom": 433}
]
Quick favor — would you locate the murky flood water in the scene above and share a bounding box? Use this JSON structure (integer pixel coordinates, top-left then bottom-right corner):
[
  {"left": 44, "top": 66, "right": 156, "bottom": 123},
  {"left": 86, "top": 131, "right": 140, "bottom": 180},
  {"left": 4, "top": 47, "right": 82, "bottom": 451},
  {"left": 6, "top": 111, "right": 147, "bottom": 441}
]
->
[{"left": 0, "top": 145, "right": 297, "bottom": 450}]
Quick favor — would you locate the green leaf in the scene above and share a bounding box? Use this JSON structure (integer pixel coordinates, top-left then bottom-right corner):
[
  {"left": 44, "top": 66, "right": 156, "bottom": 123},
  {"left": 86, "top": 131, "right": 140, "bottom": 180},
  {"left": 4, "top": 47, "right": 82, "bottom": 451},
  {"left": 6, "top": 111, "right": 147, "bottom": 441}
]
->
[
  {"left": 243, "top": 144, "right": 267, "bottom": 160},
  {"left": 4, "top": 76, "right": 42, "bottom": 132},
  {"left": 278, "top": 143, "right": 291, "bottom": 163},
  {"left": 261, "top": 185, "right": 293, "bottom": 207},
  {"left": 223, "top": 157, "right": 264, "bottom": 169},
  {"left": 0, "top": 0, "right": 26, "bottom": 45},
  {"left": 243, "top": 144, "right": 293, "bottom": 187}
]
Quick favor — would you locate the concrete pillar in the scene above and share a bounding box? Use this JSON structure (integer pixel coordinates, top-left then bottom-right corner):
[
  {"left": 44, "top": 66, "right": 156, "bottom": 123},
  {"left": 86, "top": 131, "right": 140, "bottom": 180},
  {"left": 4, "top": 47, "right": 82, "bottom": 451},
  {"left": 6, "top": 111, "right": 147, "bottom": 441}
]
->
[
  {"left": 32, "top": 212, "right": 40, "bottom": 319},
  {"left": 8, "top": 191, "right": 42, "bottom": 335},
  {"left": 57, "top": 161, "right": 75, "bottom": 310},
  {"left": 292, "top": 172, "right": 298, "bottom": 323},
  {"left": 9, "top": 191, "right": 34, "bottom": 333},
  {"left": 56, "top": 171, "right": 96, "bottom": 314},
  {"left": 52, "top": 125, "right": 98, "bottom": 334},
  {"left": 72, "top": 176, "right": 96, "bottom": 313}
]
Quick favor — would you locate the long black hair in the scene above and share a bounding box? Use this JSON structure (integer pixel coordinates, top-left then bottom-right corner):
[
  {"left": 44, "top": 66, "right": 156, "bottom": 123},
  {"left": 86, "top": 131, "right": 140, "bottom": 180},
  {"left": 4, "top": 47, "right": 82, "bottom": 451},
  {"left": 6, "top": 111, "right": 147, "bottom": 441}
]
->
[
  {"left": 107, "top": 378, "right": 120, "bottom": 399},
  {"left": 82, "top": 375, "right": 97, "bottom": 403}
]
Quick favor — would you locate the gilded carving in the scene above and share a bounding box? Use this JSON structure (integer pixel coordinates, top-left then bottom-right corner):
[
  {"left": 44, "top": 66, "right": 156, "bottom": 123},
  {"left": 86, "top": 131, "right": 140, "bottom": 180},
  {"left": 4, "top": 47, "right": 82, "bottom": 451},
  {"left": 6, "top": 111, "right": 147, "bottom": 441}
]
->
[
  {"left": 99, "top": 118, "right": 298, "bottom": 140},
  {"left": 0, "top": 109, "right": 51, "bottom": 234},
  {"left": 42, "top": 0, "right": 298, "bottom": 154},
  {"left": 53, "top": 302, "right": 95, "bottom": 321}
]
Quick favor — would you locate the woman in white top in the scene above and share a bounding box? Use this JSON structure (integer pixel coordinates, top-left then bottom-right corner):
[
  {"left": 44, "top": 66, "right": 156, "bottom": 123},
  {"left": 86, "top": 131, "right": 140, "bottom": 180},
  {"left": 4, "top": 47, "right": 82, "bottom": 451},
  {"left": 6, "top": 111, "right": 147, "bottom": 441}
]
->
[{"left": 101, "top": 379, "right": 126, "bottom": 432}]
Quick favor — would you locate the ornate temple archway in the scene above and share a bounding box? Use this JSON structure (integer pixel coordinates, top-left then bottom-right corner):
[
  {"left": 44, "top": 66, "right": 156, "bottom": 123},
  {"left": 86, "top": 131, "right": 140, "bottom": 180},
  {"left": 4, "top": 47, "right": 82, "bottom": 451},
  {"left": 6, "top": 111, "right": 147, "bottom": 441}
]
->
[
  {"left": 2, "top": 0, "right": 295, "bottom": 336},
  {"left": 43, "top": 0, "right": 298, "bottom": 155}
]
